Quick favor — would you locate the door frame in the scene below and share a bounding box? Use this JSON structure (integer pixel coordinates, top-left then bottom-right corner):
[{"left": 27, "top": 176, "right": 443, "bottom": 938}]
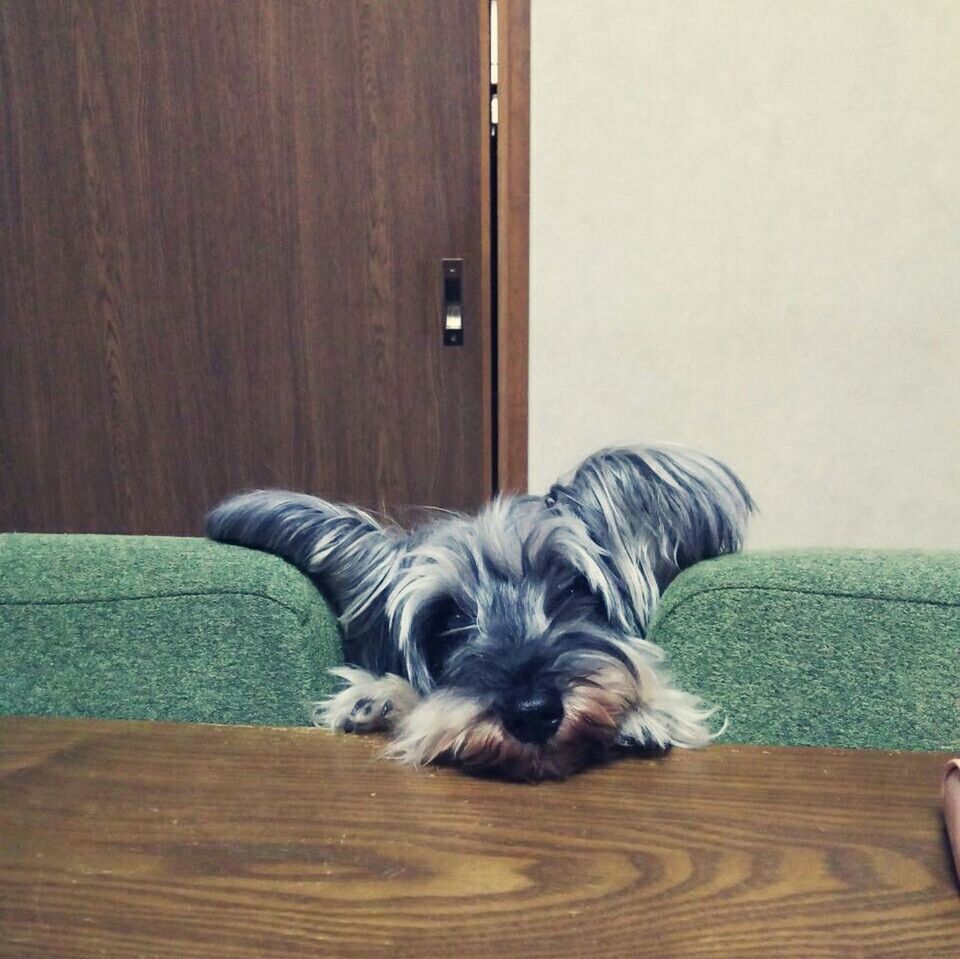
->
[{"left": 494, "top": 0, "right": 530, "bottom": 494}]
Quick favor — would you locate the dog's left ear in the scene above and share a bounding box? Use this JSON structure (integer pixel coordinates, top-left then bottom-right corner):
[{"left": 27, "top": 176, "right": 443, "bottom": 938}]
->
[{"left": 547, "top": 445, "right": 754, "bottom": 633}]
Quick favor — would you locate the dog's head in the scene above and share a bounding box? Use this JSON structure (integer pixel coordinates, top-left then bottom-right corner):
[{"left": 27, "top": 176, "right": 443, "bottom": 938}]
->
[{"left": 208, "top": 445, "right": 753, "bottom": 780}]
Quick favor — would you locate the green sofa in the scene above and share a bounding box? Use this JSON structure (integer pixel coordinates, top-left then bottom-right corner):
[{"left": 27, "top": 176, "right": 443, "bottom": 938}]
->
[{"left": 1, "top": 533, "right": 957, "bottom": 751}]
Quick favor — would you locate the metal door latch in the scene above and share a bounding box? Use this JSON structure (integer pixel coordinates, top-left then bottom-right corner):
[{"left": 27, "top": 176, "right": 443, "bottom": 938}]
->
[{"left": 442, "top": 258, "right": 464, "bottom": 346}]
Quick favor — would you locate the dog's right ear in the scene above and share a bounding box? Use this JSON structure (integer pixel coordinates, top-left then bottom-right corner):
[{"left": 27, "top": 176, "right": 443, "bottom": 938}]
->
[{"left": 206, "top": 491, "right": 405, "bottom": 637}]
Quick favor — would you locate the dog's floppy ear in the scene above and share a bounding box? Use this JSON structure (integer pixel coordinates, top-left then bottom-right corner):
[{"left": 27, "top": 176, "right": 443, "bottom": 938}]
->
[
  {"left": 547, "top": 445, "right": 754, "bottom": 633},
  {"left": 206, "top": 491, "right": 405, "bottom": 644}
]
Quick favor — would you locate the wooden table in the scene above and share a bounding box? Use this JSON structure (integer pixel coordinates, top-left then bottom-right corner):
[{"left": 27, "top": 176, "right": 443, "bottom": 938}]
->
[{"left": 0, "top": 717, "right": 956, "bottom": 958}]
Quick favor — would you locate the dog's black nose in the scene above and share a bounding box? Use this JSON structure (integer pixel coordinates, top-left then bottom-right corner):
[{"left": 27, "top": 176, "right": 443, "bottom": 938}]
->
[{"left": 502, "top": 689, "right": 564, "bottom": 744}]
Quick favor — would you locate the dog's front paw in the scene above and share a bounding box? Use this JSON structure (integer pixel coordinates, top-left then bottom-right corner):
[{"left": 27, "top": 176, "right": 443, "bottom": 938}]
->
[
  {"left": 616, "top": 688, "right": 721, "bottom": 752},
  {"left": 313, "top": 667, "right": 419, "bottom": 734},
  {"left": 613, "top": 728, "right": 673, "bottom": 757}
]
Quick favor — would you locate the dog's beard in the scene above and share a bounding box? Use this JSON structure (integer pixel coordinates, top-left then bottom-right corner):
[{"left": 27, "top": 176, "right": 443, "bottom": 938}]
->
[{"left": 384, "top": 660, "right": 644, "bottom": 782}]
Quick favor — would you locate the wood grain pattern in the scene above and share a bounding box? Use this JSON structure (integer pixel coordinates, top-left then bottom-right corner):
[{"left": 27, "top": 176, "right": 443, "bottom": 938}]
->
[
  {"left": 0, "top": 717, "right": 956, "bottom": 958},
  {"left": 495, "top": 0, "right": 531, "bottom": 494},
  {"left": 0, "top": 0, "right": 491, "bottom": 534}
]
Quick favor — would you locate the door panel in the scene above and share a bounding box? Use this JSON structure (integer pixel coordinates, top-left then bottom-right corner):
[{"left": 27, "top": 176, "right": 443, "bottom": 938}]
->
[{"left": 0, "top": 0, "right": 491, "bottom": 533}]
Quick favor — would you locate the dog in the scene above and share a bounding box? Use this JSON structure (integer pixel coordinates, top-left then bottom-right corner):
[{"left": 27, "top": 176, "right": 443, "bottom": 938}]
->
[{"left": 206, "top": 444, "right": 753, "bottom": 780}]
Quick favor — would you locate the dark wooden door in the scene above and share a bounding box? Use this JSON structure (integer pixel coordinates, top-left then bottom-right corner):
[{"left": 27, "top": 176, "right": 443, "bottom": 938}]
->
[{"left": 0, "top": 0, "right": 491, "bottom": 534}]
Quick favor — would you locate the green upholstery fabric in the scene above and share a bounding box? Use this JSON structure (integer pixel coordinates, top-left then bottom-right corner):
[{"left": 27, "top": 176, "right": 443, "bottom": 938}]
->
[
  {"left": 0, "top": 534, "right": 343, "bottom": 725},
  {"left": 649, "top": 550, "right": 960, "bottom": 751},
  {"left": 3, "top": 536, "right": 957, "bottom": 750}
]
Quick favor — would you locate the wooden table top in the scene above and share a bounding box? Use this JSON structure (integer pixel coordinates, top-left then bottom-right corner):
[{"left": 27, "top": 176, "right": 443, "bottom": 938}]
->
[{"left": 0, "top": 717, "right": 956, "bottom": 959}]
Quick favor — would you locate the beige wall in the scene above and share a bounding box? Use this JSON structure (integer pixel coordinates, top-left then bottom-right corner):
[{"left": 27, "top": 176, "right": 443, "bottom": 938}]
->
[{"left": 529, "top": 0, "right": 960, "bottom": 549}]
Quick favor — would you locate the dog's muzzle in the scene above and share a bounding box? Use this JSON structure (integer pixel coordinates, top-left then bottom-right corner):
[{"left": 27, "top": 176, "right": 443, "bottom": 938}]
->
[{"left": 501, "top": 688, "right": 564, "bottom": 744}]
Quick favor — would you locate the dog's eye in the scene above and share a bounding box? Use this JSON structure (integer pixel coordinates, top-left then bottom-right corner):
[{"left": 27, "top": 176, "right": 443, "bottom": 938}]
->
[
  {"left": 422, "top": 600, "right": 472, "bottom": 637},
  {"left": 422, "top": 601, "right": 473, "bottom": 679},
  {"left": 546, "top": 573, "right": 605, "bottom": 618},
  {"left": 564, "top": 575, "right": 593, "bottom": 599}
]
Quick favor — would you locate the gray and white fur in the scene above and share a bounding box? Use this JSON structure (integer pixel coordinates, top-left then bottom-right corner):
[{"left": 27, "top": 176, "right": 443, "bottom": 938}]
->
[{"left": 206, "top": 444, "right": 754, "bottom": 781}]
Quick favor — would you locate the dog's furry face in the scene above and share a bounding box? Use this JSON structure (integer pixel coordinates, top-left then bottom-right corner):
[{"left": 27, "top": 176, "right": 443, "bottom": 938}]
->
[
  {"left": 388, "top": 497, "right": 644, "bottom": 778},
  {"left": 207, "top": 445, "right": 753, "bottom": 781}
]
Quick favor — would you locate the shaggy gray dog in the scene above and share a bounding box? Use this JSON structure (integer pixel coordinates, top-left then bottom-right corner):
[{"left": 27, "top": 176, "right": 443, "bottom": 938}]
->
[{"left": 207, "top": 444, "right": 753, "bottom": 780}]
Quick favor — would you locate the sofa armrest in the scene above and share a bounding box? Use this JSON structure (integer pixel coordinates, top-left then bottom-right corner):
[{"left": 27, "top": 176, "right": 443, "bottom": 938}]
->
[
  {"left": 0, "top": 534, "right": 343, "bottom": 725},
  {"left": 649, "top": 550, "right": 960, "bottom": 751}
]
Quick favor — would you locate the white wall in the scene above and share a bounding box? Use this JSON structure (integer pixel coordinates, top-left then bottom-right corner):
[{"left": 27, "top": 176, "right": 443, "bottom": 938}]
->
[{"left": 529, "top": 0, "right": 960, "bottom": 549}]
